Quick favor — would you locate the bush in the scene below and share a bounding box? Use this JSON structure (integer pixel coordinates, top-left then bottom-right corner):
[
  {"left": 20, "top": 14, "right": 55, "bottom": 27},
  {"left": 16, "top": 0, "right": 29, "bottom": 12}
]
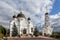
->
[
  {"left": 12, "top": 23, "right": 18, "bottom": 37},
  {"left": 50, "top": 32, "right": 60, "bottom": 38},
  {"left": 33, "top": 27, "right": 39, "bottom": 37},
  {"left": 39, "top": 32, "right": 42, "bottom": 35},
  {"left": 6, "top": 29, "right": 10, "bottom": 37},
  {"left": 0, "top": 33, "right": 4, "bottom": 38},
  {"left": 0, "top": 25, "right": 6, "bottom": 36}
]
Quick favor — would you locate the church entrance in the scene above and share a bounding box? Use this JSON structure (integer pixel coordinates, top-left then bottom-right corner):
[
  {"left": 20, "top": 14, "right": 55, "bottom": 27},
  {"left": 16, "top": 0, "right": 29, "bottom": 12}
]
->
[{"left": 23, "top": 29, "right": 26, "bottom": 34}]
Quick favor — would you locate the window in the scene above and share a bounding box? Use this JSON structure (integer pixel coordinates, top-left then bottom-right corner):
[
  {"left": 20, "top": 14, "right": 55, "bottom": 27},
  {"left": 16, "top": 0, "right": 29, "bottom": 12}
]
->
[
  {"left": 23, "top": 29, "right": 26, "bottom": 34},
  {"left": 31, "top": 28, "right": 33, "bottom": 32},
  {"left": 28, "top": 22, "right": 30, "bottom": 24},
  {"left": 21, "top": 19, "right": 23, "bottom": 20}
]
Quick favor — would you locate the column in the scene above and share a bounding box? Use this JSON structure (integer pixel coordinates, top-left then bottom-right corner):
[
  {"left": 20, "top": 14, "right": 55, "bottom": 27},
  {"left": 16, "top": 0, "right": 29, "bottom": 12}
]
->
[
  {"left": 10, "top": 27, "right": 12, "bottom": 37},
  {"left": 42, "top": 28, "right": 44, "bottom": 36},
  {"left": 10, "top": 31, "right": 12, "bottom": 37},
  {"left": 28, "top": 21, "right": 29, "bottom": 35},
  {"left": 10, "top": 24, "right": 13, "bottom": 37}
]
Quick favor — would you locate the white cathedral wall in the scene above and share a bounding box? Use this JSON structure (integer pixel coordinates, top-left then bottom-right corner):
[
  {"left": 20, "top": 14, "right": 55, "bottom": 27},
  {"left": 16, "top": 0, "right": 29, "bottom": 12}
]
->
[
  {"left": 10, "top": 20, "right": 15, "bottom": 37},
  {"left": 10, "top": 18, "right": 20, "bottom": 36},
  {"left": 10, "top": 17, "right": 34, "bottom": 36},
  {"left": 10, "top": 20, "right": 15, "bottom": 31},
  {"left": 47, "top": 26, "right": 53, "bottom": 35},
  {"left": 28, "top": 21, "right": 34, "bottom": 35},
  {"left": 43, "top": 26, "right": 53, "bottom": 35},
  {"left": 18, "top": 18, "right": 28, "bottom": 34}
]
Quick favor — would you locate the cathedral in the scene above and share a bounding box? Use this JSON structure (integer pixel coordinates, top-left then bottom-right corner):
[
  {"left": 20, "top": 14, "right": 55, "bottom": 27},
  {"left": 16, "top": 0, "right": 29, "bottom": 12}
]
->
[
  {"left": 10, "top": 11, "right": 53, "bottom": 37},
  {"left": 10, "top": 11, "right": 35, "bottom": 37}
]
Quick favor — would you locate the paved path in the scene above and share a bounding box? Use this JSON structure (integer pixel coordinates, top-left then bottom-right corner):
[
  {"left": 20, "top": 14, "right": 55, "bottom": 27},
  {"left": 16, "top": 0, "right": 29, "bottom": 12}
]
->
[
  {"left": 0, "top": 38, "right": 2, "bottom": 40},
  {"left": 5, "top": 37, "right": 58, "bottom": 40}
]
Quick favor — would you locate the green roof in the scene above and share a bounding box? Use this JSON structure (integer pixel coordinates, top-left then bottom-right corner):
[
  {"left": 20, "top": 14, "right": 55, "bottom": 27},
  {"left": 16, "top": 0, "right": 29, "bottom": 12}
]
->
[{"left": 17, "top": 12, "right": 25, "bottom": 18}]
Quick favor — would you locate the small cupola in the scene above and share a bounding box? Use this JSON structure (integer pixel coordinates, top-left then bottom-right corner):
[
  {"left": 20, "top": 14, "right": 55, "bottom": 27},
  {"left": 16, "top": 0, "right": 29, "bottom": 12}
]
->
[
  {"left": 13, "top": 15, "right": 16, "bottom": 18},
  {"left": 45, "top": 13, "right": 48, "bottom": 15},
  {"left": 28, "top": 17, "right": 31, "bottom": 20}
]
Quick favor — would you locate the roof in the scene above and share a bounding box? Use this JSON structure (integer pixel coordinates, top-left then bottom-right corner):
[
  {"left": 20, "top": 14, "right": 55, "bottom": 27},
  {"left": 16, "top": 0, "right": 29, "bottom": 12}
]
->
[
  {"left": 45, "top": 13, "right": 48, "bottom": 15},
  {"left": 17, "top": 12, "right": 25, "bottom": 18}
]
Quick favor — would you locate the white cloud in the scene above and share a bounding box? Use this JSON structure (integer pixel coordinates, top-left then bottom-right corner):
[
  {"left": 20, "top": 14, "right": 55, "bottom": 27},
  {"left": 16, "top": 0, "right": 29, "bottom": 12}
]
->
[
  {"left": 50, "top": 12, "right": 60, "bottom": 32},
  {"left": 0, "top": 0, "right": 54, "bottom": 28},
  {"left": 0, "top": 1, "right": 19, "bottom": 28}
]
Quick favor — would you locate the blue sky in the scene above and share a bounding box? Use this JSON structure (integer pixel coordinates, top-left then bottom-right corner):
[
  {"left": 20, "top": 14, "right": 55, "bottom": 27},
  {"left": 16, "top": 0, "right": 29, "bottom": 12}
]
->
[
  {"left": 50, "top": 0, "right": 60, "bottom": 15},
  {"left": 0, "top": 0, "right": 60, "bottom": 32}
]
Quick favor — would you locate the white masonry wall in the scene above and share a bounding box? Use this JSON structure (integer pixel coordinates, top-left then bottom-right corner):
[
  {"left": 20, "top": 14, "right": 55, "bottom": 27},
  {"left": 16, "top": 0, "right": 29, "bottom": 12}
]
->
[{"left": 10, "top": 17, "right": 34, "bottom": 36}]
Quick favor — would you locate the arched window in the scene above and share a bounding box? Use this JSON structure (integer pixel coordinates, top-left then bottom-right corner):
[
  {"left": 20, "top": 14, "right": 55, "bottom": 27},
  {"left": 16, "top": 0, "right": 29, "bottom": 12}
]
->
[
  {"left": 31, "top": 28, "right": 33, "bottom": 32},
  {"left": 23, "top": 29, "right": 26, "bottom": 34},
  {"left": 21, "top": 19, "right": 23, "bottom": 20}
]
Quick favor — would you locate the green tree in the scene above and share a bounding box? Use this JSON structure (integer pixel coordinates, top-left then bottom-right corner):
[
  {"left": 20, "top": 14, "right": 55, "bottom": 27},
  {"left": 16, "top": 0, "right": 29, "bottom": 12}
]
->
[
  {"left": 33, "top": 27, "right": 39, "bottom": 37},
  {"left": 0, "top": 25, "right": 6, "bottom": 36},
  {"left": 6, "top": 29, "right": 10, "bottom": 37},
  {"left": 12, "top": 23, "right": 18, "bottom": 37},
  {"left": 50, "top": 32, "right": 60, "bottom": 38}
]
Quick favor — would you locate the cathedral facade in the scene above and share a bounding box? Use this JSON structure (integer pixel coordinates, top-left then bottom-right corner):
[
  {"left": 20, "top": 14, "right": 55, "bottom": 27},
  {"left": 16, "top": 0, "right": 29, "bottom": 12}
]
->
[{"left": 10, "top": 11, "right": 35, "bottom": 37}]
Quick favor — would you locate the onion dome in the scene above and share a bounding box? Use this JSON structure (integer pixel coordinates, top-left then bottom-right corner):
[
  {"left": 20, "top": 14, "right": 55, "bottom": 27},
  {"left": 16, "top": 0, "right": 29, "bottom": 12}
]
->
[
  {"left": 13, "top": 15, "right": 16, "bottom": 18},
  {"left": 45, "top": 13, "right": 48, "bottom": 15},
  {"left": 17, "top": 12, "right": 25, "bottom": 18},
  {"left": 28, "top": 17, "right": 31, "bottom": 20}
]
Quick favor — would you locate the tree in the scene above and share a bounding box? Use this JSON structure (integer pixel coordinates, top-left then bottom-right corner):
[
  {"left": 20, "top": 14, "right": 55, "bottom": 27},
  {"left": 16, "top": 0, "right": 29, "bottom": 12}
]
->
[
  {"left": 33, "top": 27, "right": 39, "bottom": 37},
  {"left": 6, "top": 29, "right": 10, "bottom": 37},
  {"left": 0, "top": 32, "right": 4, "bottom": 38},
  {"left": 50, "top": 32, "right": 60, "bottom": 38},
  {"left": 12, "top": 23, "right": 18, "bottom": 37},
  {"left": 0, "top": 25, "right": 6, "bottom": 36}
]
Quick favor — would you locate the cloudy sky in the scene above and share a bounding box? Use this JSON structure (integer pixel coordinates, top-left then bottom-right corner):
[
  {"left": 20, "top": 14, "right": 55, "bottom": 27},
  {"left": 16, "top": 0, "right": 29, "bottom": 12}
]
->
[{"left": 0, "top": 0, "right": 60, "bottom": 32}]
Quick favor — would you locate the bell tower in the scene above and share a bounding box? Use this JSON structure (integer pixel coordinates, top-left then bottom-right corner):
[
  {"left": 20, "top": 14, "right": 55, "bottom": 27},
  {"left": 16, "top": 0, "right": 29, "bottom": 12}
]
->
[
  {"left": 42, "top": 5, "right": 53, "bottom": 36},
  {"left": 45, "top": 13, "right": 50, "bottom": 27}
]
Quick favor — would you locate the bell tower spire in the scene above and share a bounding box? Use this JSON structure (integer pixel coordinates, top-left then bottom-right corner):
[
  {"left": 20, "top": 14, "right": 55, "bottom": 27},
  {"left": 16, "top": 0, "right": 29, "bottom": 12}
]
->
[
  {"left": 46, "top": 5, "right": 48, "bottom": 13},
  {"left": 45, "top": 5, "right": 49, "bottom": 15},
  {"left": 42, "top": 5, "right": 53, "bottom": 36},
  {"left": 45, "top": 5, "right": 49, "bottom": 26},
  {"left": 19, "top": 8, "right": 23, "bottom": 13},
  {"left": 42, "top": 5, "right": 49, "bottom": 36}
]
